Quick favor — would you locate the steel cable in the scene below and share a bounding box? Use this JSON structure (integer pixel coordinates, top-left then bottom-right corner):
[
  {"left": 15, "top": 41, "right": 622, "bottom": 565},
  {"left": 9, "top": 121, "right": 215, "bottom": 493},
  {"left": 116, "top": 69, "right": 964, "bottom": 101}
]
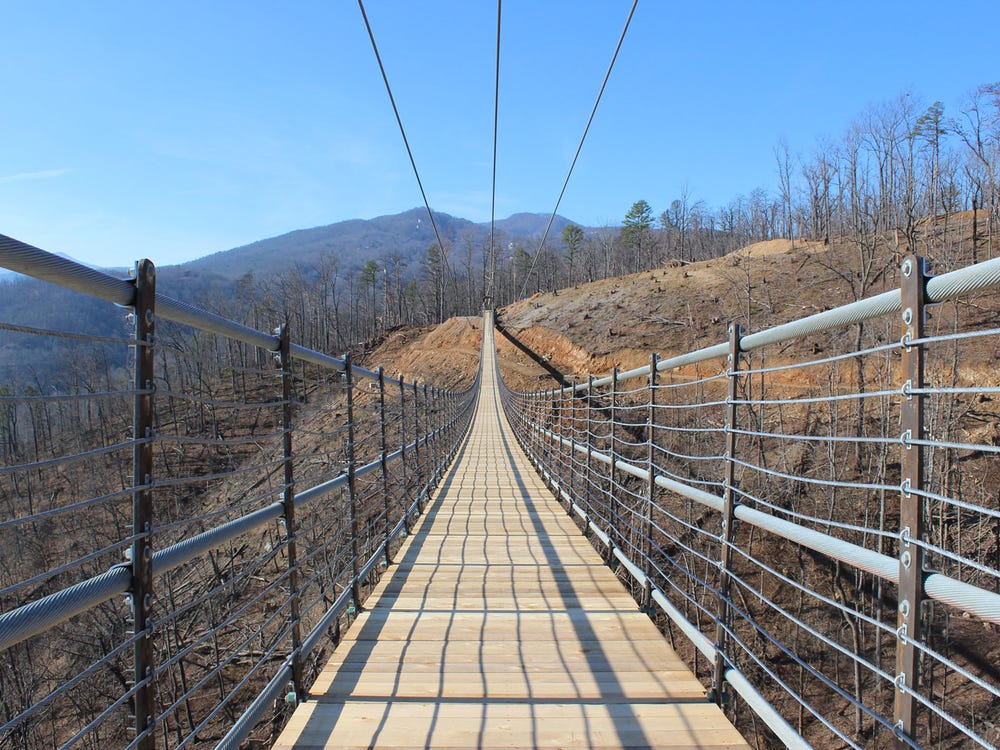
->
[
  {"left": 0, "top": 486, "right": 133, "bottom": 529},
  {"left": 152, "top": 486, "right": 286, "bottom": 535},
  {"left": 730, "top": 455, "right": 898, "bottom": 492},
  {"left": 519, "top": 0, "right": 639, "bottom": 299},
  {"left": 0, "top": 388, "right": 142, "bottom": 403},
  {"left": 487, "top": 0, "right": 502, "bottom": 305},
  {"left": 0, "top": 439, "right": 139, "bottom": 474},
  {"left": 0, "top": 628, "right": 137, "bottom": 737},
  {"left": 721, "top": 620, "right": 875, "bottom": 750},
  {"left": 0, "top": 534, "right": 139, "bottom": 599},
  {"left": 356, "top": 0, "right": 451, "bottom": 281},
  {"left": 895, "top": 682, "right": 994, "bottom": 749},
  {"left": 734, "top": 485, "right": 897, "bottom": 539}
]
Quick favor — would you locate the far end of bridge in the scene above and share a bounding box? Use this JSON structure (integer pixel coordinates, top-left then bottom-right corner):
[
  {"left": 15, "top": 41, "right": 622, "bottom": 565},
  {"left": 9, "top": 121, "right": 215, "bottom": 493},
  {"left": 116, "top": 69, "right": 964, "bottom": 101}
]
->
[{"left": 274, "top": 315, "right": 748, "bottom": 749}]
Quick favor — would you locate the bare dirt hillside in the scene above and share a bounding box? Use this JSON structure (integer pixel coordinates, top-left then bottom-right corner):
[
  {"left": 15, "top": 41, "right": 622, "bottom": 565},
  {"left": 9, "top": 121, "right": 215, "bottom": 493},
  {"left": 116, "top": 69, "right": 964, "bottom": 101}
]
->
[
  {"left": 365, "top": 316, "right": 483, "bottom": 390},
  {"left": 357, "top": 213, "right": 1000, "bottom": 748},
  {"left": 367, "top": 212, "right": 996, "bottom": 393},
  {"left": 363, "top": 314, "right": 563, "bottom": 393}
]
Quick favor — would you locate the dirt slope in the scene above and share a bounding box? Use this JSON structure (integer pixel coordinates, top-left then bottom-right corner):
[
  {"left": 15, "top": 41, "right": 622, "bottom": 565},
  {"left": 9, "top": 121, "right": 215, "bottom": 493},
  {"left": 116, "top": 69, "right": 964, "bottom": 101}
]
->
[
  {"left": 366, "top": 212, "right": 995, "bottom": 392},
  {"left": 355, "top": 216, "right": 1000, "bottom": 748},
  {"left": 365, "top": 316, "right": 483, "bottom": 390}
]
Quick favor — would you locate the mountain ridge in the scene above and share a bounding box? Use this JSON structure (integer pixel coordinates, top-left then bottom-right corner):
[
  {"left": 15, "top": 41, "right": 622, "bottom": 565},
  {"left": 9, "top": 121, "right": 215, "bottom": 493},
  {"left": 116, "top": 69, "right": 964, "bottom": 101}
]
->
[
  {"left": 0, "top": 208, "right": 579, "bottom": 380},
  {"left": 180, "top": 208, "right": 577, "bottom": 280}
]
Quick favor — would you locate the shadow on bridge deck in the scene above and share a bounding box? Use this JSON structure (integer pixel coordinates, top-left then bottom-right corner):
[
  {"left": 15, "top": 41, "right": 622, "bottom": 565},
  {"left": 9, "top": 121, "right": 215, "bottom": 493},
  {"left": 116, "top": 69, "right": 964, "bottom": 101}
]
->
[{"left": 273, "top": 324, "right": 748, "bottom": 750}]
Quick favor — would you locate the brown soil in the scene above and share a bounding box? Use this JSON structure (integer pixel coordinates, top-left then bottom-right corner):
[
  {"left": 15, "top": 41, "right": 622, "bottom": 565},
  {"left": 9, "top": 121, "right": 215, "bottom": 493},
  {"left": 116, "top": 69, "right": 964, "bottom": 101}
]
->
[
  {"left": 365, "top": 316, "right": 483, "bottom": 390},
  {"left": 368, "top": 214, "right": 997, "bottom": 398},
  {"left": 356, "top": 214, "right": 1000, "bottom": 748}
]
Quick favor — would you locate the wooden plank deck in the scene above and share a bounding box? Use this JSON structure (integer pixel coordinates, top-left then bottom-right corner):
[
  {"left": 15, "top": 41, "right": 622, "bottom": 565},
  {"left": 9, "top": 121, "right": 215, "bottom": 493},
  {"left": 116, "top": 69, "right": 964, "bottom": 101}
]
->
[{"left": 274, "top": 322, "right": 748, "bottom": 749}]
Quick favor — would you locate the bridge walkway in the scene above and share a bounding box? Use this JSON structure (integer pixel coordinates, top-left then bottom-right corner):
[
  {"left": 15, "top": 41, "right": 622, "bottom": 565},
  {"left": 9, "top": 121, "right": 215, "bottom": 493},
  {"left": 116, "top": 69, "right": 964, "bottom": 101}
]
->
[{"left": 274, "top": 321, "right": 748, "bottom": 749}]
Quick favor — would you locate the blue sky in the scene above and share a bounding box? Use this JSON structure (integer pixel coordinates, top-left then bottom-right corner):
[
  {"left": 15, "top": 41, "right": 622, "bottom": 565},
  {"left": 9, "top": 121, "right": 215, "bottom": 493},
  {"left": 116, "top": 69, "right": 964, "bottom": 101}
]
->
[{"left": 2, "top": 1, "right": 997, "bottom": 268}]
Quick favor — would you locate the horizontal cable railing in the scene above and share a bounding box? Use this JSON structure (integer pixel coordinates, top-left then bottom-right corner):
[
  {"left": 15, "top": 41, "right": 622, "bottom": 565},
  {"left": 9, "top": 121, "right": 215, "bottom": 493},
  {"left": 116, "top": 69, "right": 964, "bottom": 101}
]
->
[
  {"left": 497, "top": 253, "right": 1000, "bottom": 749},
  {"left": 0, "top": 234, "right": 479, "bottom": 749}
]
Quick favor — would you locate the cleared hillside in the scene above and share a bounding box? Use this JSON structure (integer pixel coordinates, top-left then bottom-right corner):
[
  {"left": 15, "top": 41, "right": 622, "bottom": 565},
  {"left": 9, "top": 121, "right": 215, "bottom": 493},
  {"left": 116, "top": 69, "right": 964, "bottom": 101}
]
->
[
  {"left": 370, "top": 211, "right": 996, "bottom": 391},
  {"left": 360, "top": 214, "right": 1000, "bottom": 747}
]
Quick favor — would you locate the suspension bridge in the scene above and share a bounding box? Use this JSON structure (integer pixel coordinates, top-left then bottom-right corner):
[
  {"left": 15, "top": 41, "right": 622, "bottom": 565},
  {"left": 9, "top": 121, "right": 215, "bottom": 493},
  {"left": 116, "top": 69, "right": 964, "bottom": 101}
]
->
[
  {"left": 2, "top": 235, "right": 1000, "bottom": 750},
  {"left": 4, "top": 0, "right": 1000, "bottom": 746},
  {"left": 273, "top": 316, "right": 746, "bottom": 749}
]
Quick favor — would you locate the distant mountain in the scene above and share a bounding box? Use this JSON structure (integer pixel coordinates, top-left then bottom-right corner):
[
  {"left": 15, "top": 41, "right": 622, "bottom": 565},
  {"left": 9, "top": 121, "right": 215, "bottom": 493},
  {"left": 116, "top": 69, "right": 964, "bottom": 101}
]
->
[
  {"left": 0, "top": 209, "right": 582, "bottom": 382},
  {"left": 181, "top": 209, "right": 578, "bottom": 280},
  {"left": 0, "top": 264, "right": 236, "bottom": 382},
  {"left": 490, "top": 212, "right": 573, "bottom": 238},
  {"left": 0, "top": 252, "right": 125, "bottom": 283}
]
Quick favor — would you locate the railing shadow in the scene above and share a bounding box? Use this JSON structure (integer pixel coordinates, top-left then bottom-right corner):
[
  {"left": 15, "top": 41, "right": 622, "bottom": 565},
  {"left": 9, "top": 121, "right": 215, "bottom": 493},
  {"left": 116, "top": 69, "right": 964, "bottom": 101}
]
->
[
  {"left": 289, "top": 342, "right": 711, "bottom": 748},
  {"left": 494, "top": 314, "right": 571, "bottom": 388},
  {"left": 287, "top": 394, "right": 482, "bottom": 747},
  {"left": 494, "top": 316, "right": 647, "bottom": 444}
]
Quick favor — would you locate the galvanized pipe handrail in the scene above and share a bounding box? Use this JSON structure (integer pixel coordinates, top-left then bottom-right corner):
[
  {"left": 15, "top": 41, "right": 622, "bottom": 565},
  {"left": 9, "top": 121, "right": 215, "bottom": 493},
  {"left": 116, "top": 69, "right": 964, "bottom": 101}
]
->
[
  {"left": 0, "top": 233, "right": 281, "bottom": 353},
  {"left": 506, "top": 392, "right": 810, "bottom": 750},
  {"left": 0, "top": 232, "right": 445, "bottom": 386},
  {"left": 221, "top": 399, "right": 476, "bottom": 750},
  {"left": 0, "top": 566, "right": 132, "bottom": 652},
  {"left": 561, "top": 255, "right": 1000, "bottom": 392},
  {"left": 526, "top": 423, "right": 1000, "bottom": 625},
  {"left": 497, "top": 253, "right": 1000, "bottom": 749},
  {"left": 0, "top": 395, "right": 474, "bottom": 653},
  {"left": 1, "top": 234, "right": 479, "bottom": 748}
]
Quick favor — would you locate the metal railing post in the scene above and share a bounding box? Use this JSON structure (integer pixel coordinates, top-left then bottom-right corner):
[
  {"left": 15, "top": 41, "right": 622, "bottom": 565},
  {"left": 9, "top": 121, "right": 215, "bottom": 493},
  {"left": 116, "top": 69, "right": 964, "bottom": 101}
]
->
[
  {"left": 551, "top": 387, "right": 559, "bottom": 487},
  {"left": 541, "top": 390, "right": 547, "bottom": 462},
  {"left": 894, "top": 255, "right": 928, "bottom": 745},
  {"left": 585, "top": 375, "right": 594, "bottom": 522},
  {"left": 435, "top": 388, "right": 443, "bottom": 468},
  {"left": 540, "top": 390, "right": 547, "bottom": 466},
  {"left": 609, "top": 367, "right": 619, "bottom": 544},
  {"left": 277, "top": 324, "right": 303, "bottom": 698},
  {"left": 554, "top": 386, "right": 564, "bottom": 497},
  {"left": 424, "top": 384, "right": 434, "bottom": 482},
  {"left": 399, "top": 377, "right": 411, "bottom": 532},
  {"left": 712, "top": 322, "right": 743, "bottom": 705},
  {"left": 130, "top": 259, "right": 156, "bottom": 750},
  {"left": 430, "top": 386, "right": 440, "bottom": 481},
  {"left": 565, "top": 385, "right": 572, "bottom": 488},
  {"left": 644, "top": 352, "right": 659, "bottom": 609},
  {"left": 441, "top": 388, "right": 449, "bottom": 464},
  {"left": 427, "top": 384, "right": 434, "bottom": 485},
  {"left": 437, "top": 387, "right": 443, "bottom": 470},
  {"left": 533, "top": 391, "right": 542, "bottom": 464},
  {"left": 568, "top": 379, "right": 577, "bottom": 511},
  {"left": 345, "top": 353, "right": 362, "bottom": 607},
  {"left": 412, "top": 380, "right": 423, "bottom": 512},
  {"left": 377, "top": 367, "right": 391, "bottom": 565}
]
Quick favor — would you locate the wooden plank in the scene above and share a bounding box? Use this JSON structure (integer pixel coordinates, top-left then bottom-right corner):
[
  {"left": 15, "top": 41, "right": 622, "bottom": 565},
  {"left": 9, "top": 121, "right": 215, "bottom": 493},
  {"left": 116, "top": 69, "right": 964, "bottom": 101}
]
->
[
  {"left": 276, "top": 327, "right": 749, "bottom": 749},
  {"left": 276, "top": 702, "right": 748, "bottom": 750},
  {"left": 319, "top": 638, "right": 681, "bottom": 665},
  {"left": 309, "top": 673, "right": 705, "bottom": 701}
]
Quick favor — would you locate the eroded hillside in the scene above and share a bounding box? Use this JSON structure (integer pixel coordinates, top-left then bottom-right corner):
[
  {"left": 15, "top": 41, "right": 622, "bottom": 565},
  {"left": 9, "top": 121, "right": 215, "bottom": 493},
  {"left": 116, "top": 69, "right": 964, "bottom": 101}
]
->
[
  {"left": 358, "top": 215, "right": 1000, "bottom": 748},
  {"left": 367, "top": 212, "right": 997, "bottom": 394}
]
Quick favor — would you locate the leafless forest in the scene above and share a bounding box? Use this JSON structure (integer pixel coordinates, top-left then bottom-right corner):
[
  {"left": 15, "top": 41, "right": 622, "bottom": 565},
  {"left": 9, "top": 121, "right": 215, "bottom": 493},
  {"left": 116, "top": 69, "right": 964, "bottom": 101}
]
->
[{"left": 1, "top": 83, "right": 999, "bottom": 747}]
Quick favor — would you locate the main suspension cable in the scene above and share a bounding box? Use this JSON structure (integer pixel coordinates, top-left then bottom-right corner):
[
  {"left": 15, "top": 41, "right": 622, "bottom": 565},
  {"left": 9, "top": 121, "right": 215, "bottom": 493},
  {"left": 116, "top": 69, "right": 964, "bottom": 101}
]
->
[
  {"left": 357, "top": 0, "right": 450, "bottom": 273},
  {"left": 487, "top": 0, "right": 502, "bottom": 309},
  {"left": 518, "top": 0, "right": 639, "bottom": 300}
]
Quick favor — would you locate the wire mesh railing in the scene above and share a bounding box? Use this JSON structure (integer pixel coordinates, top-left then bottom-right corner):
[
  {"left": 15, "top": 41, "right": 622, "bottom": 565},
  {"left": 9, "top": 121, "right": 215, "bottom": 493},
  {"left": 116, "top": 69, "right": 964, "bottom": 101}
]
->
[
  {"left": 497, "top": 253, "right": 1000, "bottom": 749},
  {"left": 0, "top": 235, "right": 478, "bottom": 749}
]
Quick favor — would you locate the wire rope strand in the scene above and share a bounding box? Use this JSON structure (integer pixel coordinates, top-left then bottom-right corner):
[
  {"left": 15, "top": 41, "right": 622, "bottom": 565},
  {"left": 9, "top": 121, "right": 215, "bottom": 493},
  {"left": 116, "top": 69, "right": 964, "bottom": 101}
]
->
[
  {"left": 357, "top": 0, "right": 451, "bottom": 279},
  {"left": 488, "top": 0, "right": 502, "bottom": 306},
  {"left": 519, "top": 0, "right": 639, "bottom": 300}
]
